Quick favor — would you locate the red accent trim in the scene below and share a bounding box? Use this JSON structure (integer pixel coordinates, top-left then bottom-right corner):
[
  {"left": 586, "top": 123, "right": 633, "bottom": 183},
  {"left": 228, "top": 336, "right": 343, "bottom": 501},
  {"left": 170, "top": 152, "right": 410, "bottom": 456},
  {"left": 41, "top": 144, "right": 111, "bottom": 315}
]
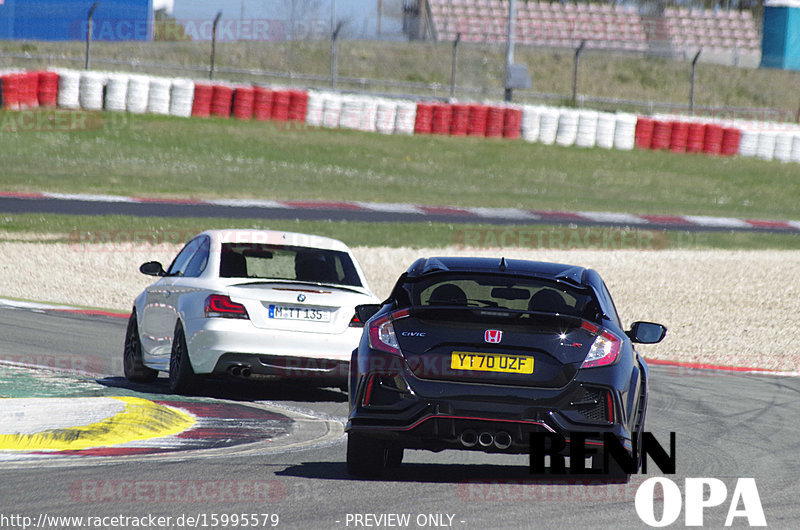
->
[
  {"left": 282, "top": 200, "right": 365, "bottom": 211},
  {"left": 130, "top": 196, "right": 202, "bottom": 204},
  {"left": 639, "top": 214, "right": 693, "bottom": 225},
  {"left": 646, "top": 358, "right": 779, "bottom": 373},
  {"left": 418, "top": 206, "right": 475, "bottom": 216},
  {"left": 363, "top": 376, "right": 376, "bottom": 406},
  {"left": 606, "top": 391, "right": 614, "bottom": 423},
  {"left": 530, "top": 210, "right": 585, "bottom": 220},
  {"left": 0, "top": 191, "right": 47, "bottom": 199},
  {"left": 51, "top": 308, "right": 127, "bottom": 318},
  {"left": 744, "top": 219, "right": 793, "bottom": 229}
]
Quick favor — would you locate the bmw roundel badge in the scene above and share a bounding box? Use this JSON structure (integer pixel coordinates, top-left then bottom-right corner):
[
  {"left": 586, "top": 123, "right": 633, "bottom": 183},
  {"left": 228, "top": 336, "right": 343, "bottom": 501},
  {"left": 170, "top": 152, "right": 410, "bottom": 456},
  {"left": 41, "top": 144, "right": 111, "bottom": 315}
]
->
[{"left": 297, "top": 294, "right": 306, "bottom": 302}]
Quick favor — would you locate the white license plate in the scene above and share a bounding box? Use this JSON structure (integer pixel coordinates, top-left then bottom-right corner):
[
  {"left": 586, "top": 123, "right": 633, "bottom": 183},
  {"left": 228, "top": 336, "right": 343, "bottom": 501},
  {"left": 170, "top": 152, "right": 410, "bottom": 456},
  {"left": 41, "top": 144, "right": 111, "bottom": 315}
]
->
[{"left": 268, "top": 305, "right": 331, "bottom": 322}]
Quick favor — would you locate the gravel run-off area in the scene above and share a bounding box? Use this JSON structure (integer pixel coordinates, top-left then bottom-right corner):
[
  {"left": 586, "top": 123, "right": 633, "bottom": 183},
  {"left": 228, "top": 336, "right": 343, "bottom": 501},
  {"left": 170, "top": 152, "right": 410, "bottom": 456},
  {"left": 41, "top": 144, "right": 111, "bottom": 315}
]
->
[{"left": 1, "top": 239, "right": 798, "bottom": 373}]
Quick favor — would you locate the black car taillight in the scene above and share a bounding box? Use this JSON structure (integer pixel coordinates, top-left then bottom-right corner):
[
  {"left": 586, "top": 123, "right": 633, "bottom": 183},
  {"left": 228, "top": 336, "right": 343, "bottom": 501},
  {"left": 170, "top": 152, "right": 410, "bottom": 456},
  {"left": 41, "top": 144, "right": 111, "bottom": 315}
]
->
[
  {"left": 580, "top": 321, "right": 621, "bottom": 368},
  {"left": 204, "top": 294, "right": 249, "bottom": 319},
  {"left": 367, "top": 309, "right": 409, "bottom": 356}
]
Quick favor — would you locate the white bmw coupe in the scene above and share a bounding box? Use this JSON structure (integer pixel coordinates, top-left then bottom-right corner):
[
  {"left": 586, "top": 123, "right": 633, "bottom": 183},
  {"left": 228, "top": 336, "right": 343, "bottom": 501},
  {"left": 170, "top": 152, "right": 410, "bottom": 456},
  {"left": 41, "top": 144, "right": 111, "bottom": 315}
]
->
[{"left": 123, "top": 229, "right": 379, "bottom": 394}]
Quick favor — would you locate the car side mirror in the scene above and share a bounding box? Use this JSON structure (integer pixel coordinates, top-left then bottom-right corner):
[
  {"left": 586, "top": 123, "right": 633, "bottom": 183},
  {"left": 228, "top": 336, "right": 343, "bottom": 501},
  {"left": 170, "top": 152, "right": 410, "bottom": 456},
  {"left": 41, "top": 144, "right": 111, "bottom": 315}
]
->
[
  {"left": 627, "top": 321, "right": 667, "bottom": 344},
  {"left": 139, "top": 261, "right": 166, "bottom": 276},
  {"left": 355, "top": 304, "right": 381, "bottom": 324}
]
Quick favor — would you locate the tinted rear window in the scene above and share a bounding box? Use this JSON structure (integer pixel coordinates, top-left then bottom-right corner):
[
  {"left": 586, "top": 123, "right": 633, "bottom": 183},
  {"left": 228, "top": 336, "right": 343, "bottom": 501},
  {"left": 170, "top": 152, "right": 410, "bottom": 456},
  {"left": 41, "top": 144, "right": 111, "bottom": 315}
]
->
[
  {"left": 219, "top": 243, "right": 362, "bottom": 287},
  {"left": 405, "top": 274, "right": 599, "bottom": 318}
]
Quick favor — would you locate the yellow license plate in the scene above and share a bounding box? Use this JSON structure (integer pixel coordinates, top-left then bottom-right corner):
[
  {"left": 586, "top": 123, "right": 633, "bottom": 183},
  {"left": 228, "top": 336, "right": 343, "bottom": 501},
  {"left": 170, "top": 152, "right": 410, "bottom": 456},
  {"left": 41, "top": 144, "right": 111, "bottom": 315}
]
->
[{"left": 450, "top": 351, "right": 534, "bottom": 374}]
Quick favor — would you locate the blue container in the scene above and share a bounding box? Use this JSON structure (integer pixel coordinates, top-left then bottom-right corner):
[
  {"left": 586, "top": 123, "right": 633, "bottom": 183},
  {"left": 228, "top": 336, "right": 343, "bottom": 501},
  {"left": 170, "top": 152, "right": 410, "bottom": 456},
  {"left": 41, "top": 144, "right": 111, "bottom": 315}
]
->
[
  {"left": 0, "top": 0, "right": 153, "bottom": 41},
  {"left": 761, "top": 3, "right": 800, "bottom": 70}
]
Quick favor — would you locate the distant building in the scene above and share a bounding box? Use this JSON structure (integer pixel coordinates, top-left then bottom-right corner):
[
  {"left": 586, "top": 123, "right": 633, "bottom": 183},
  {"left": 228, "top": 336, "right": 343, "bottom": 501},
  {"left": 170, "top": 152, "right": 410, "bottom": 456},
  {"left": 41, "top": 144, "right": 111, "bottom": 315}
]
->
[{"left": 0, "top": 0, "right": 153, "bottom": 41}]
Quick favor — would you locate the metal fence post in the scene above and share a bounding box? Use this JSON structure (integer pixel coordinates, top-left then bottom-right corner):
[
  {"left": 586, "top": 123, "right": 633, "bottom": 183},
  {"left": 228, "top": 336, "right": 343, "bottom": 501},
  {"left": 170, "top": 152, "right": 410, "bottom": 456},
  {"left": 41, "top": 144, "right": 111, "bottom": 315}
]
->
[
  {"left": 689, "top": 48, "right": 702, "bottom": 115},
  {"left": 210, "top": 11, "right": 222, "bottom": 80},
  {"left": 85, "top": 2, "right": 99, "bottom": 70},
  {"left": 450, "top": 33, "right": 461, "bottom": 99},
  {"left": 572, "top": 40, "right": 586, "bottom": 105},
  {"left": 331, "top": 21, "right": 344, "bottom": 89}
]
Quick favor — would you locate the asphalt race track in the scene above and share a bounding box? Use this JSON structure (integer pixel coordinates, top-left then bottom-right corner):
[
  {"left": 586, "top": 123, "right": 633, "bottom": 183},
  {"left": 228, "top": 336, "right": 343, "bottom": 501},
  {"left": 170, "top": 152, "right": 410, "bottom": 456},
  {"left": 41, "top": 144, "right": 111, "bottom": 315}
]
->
[
  {"left": 0, "top": 306, "right": 798, "bottom": 528},
  {"left": 2, "top": 193, "right": 799, "bottom": 234}
]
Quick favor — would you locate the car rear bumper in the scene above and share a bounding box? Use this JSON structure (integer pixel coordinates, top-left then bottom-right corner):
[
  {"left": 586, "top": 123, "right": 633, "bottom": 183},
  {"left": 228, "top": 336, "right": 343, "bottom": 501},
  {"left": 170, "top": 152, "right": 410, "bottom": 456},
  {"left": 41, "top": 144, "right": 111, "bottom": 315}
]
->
[
  {"left": 184, "top": 317, "right": 362, "bottom": 376},
  {"left": 212, "top": 352, "right": 348, "bottom": 385},
  {"left": 347, "top": 353, "right": 634, "bottom": 455}
]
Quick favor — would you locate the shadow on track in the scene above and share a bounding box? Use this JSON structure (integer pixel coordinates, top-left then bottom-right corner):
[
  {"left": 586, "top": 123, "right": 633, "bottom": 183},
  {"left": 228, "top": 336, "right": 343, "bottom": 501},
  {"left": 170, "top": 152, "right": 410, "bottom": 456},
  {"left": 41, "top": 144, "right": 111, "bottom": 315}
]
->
[
  {"left": 95, "top": 375, "right": 348, "bottom": 403},
  {"left": 276, "top": 461, "right": 630, "bottom": 485}
]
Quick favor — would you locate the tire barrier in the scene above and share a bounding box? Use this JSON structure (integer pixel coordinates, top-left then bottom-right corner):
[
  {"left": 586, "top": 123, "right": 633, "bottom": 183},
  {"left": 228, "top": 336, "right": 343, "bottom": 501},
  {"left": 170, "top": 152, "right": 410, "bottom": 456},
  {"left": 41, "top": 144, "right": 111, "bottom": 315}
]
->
[
  {"left": 485, "top": 106, "right": 505, "bottom": 138},
  {"left": 210, "top": 85, "right": 234, "bottom": 118},
  {"left": 321, "top": 94, "right": 343, "bottom": 129},
  {"left": 253, "top": 86, "right": 274, "bottom": 121},
  {"left": 271, "top": 90, "right": 290, "bottom": 122},
  {"left": 394, "top": 101, "right": 417, "bottom": 135},
  {"left": 737, "top": 128, "right": 759, "bottom": 158},
  {"left": 634, "top": 117, "right": 655, "bottom": 149},
  {"left": 521, "top": 105, "right": 541, "bottom": 143},
  {"left": 104, "top": 73, "right": 129, "bottom": 112},
  {"left": 288, "top": 90, "right": 308, "bottom": 122},
  {"left": 78, "top": 71, "right": 106, "bottom": 111},
  {"left": 613, "top": 113, "right": 637, "bottom": 151},
  {"left": 595, "top": 112, "right": 616, "bottom": 149},
  {"left": 0, "top": 72, "right": 23, "bottom": 110},
  {"left": 8, "top": 67, "right": 800, "bottom": 166},
  {"left": 232, "top": 86, "right": 255, "bottom": 121},
  {"left": 756, "top": 131, "right": 776, "bottom": 161},
  {"left": 147, "top": 77, "right": 172, "bottom": 115},
  {"left": 169, "top": 79, "right": 195, "bottom": 118},
  {"left": 375, "top": 99, "right": 398, "bottom": 134},
  {"left": 502, "top": 107, "right": 522, "bottom": 140},
  {"left": 538, "top": 108, "right": 560, "bottom": 145},
  {"left": 575, "top": 110, "right": 598, "bottom": 148},
  {"left": 37, "top": 71, "right": 59, "bottom": 107},
  {"left": 668, "top": 121, "right": 689, "bottom": 153},
  {"left": 555, "top": 110, "right": 579, "bottom": 147},
  {"left": 431, "top": 103, "right": 452, "bottom": 135},
  {"left": 467, "top": 105, "right": 488, "bottom": 137},
  {"left": 56, "top": 69, "right": 81, "bottom": 109},
  {"left": 126, "top": 75, "right": 150, "bottom": 114},
  {"left": 773, "top": 131, "right": 793, "bottom": 163},
  {"left": 450, "top": 103, "right": 470, "bottom": 136},
  {"left": 191, "top": 83, "right": 213, "bottom": 118},
  {"left": 703, "top": 124, "right": 724, "bottom": 155},
  {"left": 686, "top": 122, "right": 707, "bottom": 153},
  {"left": 414, "top": 102, "right": 433, "bottom": 134},
  {"left": 305, "top": 90, "right": 325, "bottom": 127},
  {"left": 720, "top": 127, "right": 741, "bottom": 157}
]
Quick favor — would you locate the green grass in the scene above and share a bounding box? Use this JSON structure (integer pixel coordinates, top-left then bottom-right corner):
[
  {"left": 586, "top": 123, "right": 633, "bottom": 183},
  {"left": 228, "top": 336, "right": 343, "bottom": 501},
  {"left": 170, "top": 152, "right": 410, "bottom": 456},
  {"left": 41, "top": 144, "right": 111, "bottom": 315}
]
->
[
  {"left": 1, "top": 111, "right": 799, "bottom": 222},
  {"left": 2, "top": 214, "right": 799, "bottom": 250},
  {"left": 4, "top": 39, "right": 800, "bottom": 112}
]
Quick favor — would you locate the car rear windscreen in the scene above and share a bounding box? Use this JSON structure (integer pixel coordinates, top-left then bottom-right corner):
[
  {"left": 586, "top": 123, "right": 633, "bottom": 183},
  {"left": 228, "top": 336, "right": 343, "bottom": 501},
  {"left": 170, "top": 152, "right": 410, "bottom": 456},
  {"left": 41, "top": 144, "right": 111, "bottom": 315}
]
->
[
  {"left": 409, "top": 274, "right": 598, "bottom": 318},
  {"left": 219, "top": 243, "right": 362, "bottom": 287}
]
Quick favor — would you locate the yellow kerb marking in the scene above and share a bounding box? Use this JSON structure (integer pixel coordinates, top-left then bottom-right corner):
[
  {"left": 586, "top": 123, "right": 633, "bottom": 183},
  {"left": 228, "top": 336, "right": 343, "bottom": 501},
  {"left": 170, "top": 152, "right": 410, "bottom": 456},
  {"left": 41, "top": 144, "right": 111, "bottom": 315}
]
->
[{"left": 0, "top": 396, "right": 196, "bottom": 452}]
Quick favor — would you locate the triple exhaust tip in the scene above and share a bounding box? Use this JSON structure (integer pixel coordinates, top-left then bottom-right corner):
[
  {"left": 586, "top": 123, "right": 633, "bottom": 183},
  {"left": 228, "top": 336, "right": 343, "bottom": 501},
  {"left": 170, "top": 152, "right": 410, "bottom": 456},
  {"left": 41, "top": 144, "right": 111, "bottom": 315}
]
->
[{"left": 459, "top": 429, "right": 512, "bottom": 450}]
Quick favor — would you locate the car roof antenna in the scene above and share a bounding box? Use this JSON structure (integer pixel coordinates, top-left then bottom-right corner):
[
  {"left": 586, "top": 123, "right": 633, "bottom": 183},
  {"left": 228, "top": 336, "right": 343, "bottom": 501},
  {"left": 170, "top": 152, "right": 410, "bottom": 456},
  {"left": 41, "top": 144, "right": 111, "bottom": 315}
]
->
[{"left": 499, "top": 257, "right": 507, "bottom": 271}]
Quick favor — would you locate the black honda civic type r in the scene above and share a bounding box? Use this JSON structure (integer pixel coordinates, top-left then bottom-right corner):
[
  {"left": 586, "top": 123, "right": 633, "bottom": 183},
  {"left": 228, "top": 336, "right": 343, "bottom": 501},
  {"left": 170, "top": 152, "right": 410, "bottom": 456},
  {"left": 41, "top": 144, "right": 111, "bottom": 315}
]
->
[{"left": 346, "top": 257, "right": 666, "bottom": 479}]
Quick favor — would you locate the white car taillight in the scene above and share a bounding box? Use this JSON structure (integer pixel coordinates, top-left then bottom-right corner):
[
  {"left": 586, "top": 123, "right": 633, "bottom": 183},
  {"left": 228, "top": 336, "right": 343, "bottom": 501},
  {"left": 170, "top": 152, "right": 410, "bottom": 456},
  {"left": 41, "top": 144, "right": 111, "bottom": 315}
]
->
[{"left": 204, "top": 294, "right": 249, "bottom": 320}]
